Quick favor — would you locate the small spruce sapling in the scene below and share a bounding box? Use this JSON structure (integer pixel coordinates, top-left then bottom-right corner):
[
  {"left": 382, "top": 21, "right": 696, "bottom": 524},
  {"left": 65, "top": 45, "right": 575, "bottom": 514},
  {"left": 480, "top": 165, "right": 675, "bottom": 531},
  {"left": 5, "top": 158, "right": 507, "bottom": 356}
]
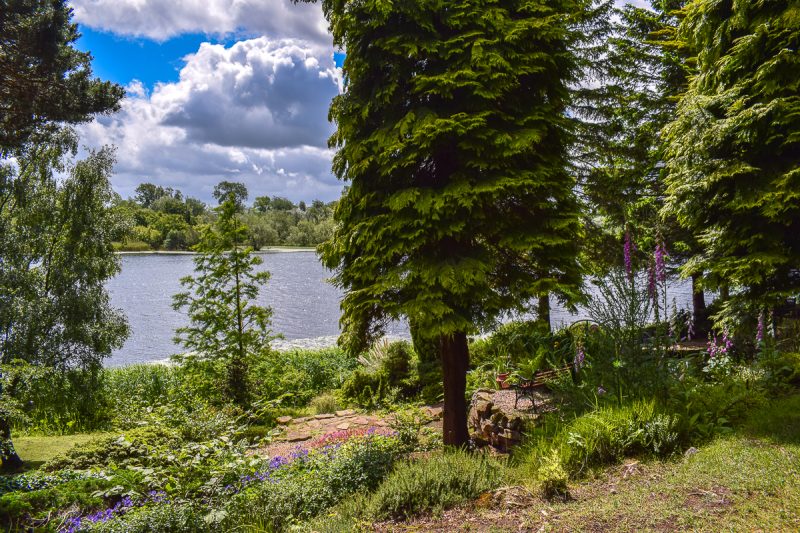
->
[{"left": 172, "top": 195, "right": 276, "bottom": 407}]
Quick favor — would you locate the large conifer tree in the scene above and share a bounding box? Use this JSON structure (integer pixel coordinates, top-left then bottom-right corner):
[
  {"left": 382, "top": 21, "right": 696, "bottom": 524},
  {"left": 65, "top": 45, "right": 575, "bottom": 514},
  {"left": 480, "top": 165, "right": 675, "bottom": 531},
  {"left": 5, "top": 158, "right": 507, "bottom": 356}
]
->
[
  {"left": 305, "top": 0, "right": 583, "bottom": 445},
  {"left": 662, "top": 0, "right": 800, "bottom": 319}
]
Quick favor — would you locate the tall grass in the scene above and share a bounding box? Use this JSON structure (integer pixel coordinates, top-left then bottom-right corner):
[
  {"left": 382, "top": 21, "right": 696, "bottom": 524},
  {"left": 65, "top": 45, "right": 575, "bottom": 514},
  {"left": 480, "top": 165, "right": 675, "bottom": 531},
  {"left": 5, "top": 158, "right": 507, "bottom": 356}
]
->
[{"left": 521, "top": 400, "right": 682, "bottom": 491}]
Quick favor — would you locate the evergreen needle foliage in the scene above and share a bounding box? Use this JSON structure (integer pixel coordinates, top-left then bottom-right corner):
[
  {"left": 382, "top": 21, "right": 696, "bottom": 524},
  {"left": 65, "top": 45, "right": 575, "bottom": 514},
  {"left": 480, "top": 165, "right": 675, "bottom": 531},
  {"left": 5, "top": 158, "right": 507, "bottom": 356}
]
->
[
  {"left": 304, "top": 0, "right": 584, "bottom": 446},
  {"left": 173, "top": 196, "right": 276, "bottom": 407},
  {"left": 662, "top": 0, "right": 800, "bottom": 318}
]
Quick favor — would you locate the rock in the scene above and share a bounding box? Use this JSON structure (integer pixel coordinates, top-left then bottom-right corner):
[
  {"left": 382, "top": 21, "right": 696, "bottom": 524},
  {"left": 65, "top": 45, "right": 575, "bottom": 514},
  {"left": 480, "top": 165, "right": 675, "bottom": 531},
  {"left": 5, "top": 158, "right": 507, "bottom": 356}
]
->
[
  {"left": 286, "top": 432, "right": 311, "bottom": 442},
  {"left": 314, "top": 413, "right": 335, "bottom": 419},
  {"left": 276, "top": 416, "right": 293, "bottom": 425},
  {"left": 507, "top": 416, "right": 523, "bottom": 431},
  {"left": 424, "top": 406, "right": 443, "bottom": 419},
  {"left": 336, "top": 422, "right": 351, "bottom": 430},
  {"left": 352, "top": 417, "right": 370, "bottom": 425},
  {"left": 475, "top": 401, "right": 493, "bottom": 417},
  {"left": 684, "top": 447, "right": 699, "bottom": 457},
  {"left": 335, "top": 409, "right": 356, "bottom": 417}
]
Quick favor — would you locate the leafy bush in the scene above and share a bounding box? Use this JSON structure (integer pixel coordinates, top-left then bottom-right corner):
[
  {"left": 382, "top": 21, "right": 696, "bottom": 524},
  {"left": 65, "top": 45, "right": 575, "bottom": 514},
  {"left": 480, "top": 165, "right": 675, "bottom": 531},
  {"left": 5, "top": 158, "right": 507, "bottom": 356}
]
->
[
  {"left": 0, "top": 477, "right": 116, "bottom": 530},
  {"left": 249, "top": 347, "right": 358, "bottom": 407},
  {"left": 524, "top": 400, "right": 681, "bottom": 483},
  {"left": 759, "top": 351, "right": 800, "bottom": 388},
  {"left": 310, "top": 392, "right": 340, "bottom": 414},
  {"left": 365, "top": 451, "right": 503, "bottom": 520},
  {"left": 341, "top": 341, "right": 419, "bottom": 407},
  {"left": 43, "top": 426, "right": 182, "bottom": 471},
  {"left": 536, "top": 450, "right": 569, "bottom": 499},
  {"left": 668, "top": 370, "right": 768, "bottom": 439},
  {"left": 87, "top": 502, "right": 205, "bottom": 533},
  {"left": 80, "top": 433, "right": 404, "bottom": 532}
]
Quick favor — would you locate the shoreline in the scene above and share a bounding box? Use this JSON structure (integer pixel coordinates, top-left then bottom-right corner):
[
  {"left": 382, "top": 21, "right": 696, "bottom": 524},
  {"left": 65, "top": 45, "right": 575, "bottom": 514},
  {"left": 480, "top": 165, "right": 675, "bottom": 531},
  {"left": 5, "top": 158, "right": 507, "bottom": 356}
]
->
[
  {"left": 117, "top": 246, "right": 317, "bottom": 255},
  {"left": 105, "top": 334, "right": 412, "bottom": 368}
]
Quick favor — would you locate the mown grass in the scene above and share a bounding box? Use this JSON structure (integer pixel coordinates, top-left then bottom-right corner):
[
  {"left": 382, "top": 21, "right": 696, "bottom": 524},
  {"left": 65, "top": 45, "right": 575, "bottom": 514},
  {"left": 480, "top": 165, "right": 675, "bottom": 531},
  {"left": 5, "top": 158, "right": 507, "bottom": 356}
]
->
[{"left": 14, "top": 433, "right": 109, "bottom": 471}]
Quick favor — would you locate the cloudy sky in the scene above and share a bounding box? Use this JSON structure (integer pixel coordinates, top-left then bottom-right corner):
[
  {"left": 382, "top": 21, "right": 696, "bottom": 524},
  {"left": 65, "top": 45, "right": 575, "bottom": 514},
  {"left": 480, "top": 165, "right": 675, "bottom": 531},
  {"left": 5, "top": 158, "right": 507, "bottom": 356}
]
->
[
  {"left": 72, "top": 0, "right": 646, "bottom": 204},
  {"left": 72, "top": 0, "right": 341, "bottom": 203}
]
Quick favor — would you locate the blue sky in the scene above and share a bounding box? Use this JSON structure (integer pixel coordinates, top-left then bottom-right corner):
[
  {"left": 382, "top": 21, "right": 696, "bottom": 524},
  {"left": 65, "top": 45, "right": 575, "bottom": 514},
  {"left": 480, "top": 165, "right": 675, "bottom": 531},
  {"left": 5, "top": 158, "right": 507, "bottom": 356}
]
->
[
  {"left": 76, "top": 29, "right": 346, "bottom": 90},
  {"left": 77, "top": 29, "right": 232, "bottom": 89}
]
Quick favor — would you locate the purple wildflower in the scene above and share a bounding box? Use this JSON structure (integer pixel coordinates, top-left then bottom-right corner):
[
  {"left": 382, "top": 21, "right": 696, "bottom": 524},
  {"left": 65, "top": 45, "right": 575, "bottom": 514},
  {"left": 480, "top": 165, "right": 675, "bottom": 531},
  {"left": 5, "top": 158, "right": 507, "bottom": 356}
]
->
[
  {"left": 757, "top": 311, "right": 765, "bottom": 344},
  {"left": 624, "top": 231, "right": 633, "bottom": 276},
  {"left": 269, "top": 455, "right": 289, "bottom": 469},
  {"left": 597, "top": 385, "right": 607, "bottom": 396}
]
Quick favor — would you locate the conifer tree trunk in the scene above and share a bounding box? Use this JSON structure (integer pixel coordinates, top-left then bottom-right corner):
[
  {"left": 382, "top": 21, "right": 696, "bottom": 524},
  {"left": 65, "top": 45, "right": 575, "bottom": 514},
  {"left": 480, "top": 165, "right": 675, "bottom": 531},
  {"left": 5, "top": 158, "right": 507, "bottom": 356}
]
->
[
  {"left": 691, "top": 273, "right": 706, "bottom": 334},
  {"left": 538, "top": 294, "right": 551, "bottom": 332},
  {"left": 440, "top": 332, "right": 469, "bottom": 447}
]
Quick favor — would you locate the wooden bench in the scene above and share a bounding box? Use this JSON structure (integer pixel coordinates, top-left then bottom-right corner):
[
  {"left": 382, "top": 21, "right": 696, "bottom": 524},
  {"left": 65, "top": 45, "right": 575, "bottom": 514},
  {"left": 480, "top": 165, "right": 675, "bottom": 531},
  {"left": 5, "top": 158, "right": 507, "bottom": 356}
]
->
[{"left": 511, "top": 364, "right": 571, "bottom": 411}]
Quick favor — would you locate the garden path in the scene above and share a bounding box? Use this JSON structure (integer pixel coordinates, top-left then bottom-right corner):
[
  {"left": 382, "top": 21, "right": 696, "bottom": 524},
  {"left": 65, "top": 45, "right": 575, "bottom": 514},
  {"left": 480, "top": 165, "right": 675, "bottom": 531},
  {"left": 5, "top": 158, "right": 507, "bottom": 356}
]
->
[{"left": 253, "top": 404, "right": 444, "bottom": 459}]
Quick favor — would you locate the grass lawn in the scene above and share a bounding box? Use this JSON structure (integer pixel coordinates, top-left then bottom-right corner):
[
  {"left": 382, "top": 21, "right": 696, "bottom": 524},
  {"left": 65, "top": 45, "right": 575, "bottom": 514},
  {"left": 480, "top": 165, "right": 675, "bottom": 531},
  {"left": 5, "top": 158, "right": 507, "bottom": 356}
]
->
[
  {"left": 368, "top": 394, "right": 800, "bottom": 532},
  {"left": 13, "top": 433, "right": 107, "bottom": 471}
]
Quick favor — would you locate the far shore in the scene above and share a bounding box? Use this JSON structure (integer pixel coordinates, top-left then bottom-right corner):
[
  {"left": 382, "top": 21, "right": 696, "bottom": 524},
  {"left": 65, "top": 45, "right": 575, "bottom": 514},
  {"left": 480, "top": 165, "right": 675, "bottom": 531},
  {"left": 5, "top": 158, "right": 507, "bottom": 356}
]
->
[{"left": 117, "top": 246, "right": 317, "bottom": 255}]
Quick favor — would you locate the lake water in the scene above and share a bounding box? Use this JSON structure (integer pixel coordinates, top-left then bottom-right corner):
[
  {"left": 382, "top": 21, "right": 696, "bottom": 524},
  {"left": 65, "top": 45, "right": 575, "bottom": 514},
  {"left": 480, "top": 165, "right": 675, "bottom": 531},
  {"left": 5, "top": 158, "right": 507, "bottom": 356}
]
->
[{"left": 107, "top": 252, "right": 697, "bottom": 366}]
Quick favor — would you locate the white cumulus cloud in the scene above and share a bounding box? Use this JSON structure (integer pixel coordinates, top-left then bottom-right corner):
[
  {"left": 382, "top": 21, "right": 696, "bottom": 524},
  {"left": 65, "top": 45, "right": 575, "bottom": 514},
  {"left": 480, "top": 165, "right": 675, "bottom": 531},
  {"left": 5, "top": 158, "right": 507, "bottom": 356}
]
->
[
  {"left": 70, "top": 0, "right": 331, "bottom": 45},
  {"left": 79, "top": 37, "right": 342, "bottom": 203}
]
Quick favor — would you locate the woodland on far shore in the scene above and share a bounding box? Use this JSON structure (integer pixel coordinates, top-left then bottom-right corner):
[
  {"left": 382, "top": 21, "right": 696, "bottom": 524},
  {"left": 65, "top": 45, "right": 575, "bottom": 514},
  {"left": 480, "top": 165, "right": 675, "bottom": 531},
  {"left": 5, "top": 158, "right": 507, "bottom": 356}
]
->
[{"left": 111, "top": 181, "right": 336, "bottom": 251}]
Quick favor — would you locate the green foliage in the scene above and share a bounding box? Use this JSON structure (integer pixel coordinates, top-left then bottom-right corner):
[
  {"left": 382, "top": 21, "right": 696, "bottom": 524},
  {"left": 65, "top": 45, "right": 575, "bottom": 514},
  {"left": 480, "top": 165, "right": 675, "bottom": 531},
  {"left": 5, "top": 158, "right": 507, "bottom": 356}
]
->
[
  {"left": 89, "top": 503, "right": 205, "bottom": 533},
  {"left": 341, "top": 341, "right": 419, "bottom": 408},
  {"left": 317, "top": 0, "right": 584, "bottom": 354},
  {"left": 212, "top": 181, "right": 248, "bottom": 211},
  {"left": 667, "top": 368, "right": 768, "bottom": 440},
  {"left": 523, "top": 400, "right": 682, "bottom": 484},
  {"left": 662, "top": 0, "right": 800, "bottom": 316},
  {"left": 1, "top": 138, "right": 129, "bottom": 468},
  {"left": 759, "top": 351, "right": 800, "bottom": 390},
  {"left": 365, "top": 451, "right": 503, "bottom": 520},
  {"left": 310, "top": 392, "right": 340, "bottom": 415},
  {"left": 42, "top": 426, "right": 182, "bottom": 471},
  {"left": 0, "top": 477, "right": 113, "bottom": 530},
  {"left": 536, "top": 449, "right": 569, "bottom": 499},
  {"left": 173, "top": 197, "right": 276, "bottom": 407},
  {"left": 217, "top": 435, "right": 402, "bottom": 531},
  {"left": 249, "top": 347, "right": 357, "bottom": 407},
  {"left": 125, "top": 183, "right": 335, "bottom": 251},
  {"left": 470, "top": 321, "right": 575, "bottom": 370},
  {"left": 0, "top": 0, "right": 123, "bottom": 153}
]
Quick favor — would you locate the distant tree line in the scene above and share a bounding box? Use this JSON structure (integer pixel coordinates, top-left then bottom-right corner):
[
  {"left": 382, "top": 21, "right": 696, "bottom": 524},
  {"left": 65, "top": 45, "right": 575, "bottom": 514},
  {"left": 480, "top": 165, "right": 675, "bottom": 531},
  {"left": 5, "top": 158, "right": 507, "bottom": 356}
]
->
[{"left": 112, "top": 180, "right": 336, "bottom": 251}]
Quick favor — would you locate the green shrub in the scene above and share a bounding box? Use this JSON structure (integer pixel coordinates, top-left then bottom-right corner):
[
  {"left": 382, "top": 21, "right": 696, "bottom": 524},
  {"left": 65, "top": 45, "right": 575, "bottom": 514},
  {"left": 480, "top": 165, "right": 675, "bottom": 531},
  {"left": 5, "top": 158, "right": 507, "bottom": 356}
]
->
[
  {"left": 759, "top": 351, "right": 800, "bottom": 388},
  {"left": 524, "top": 400, "right": 681, "bottom": 483},
  {"left": 341, "top": 341, "right": 420, "bottom": 407},
  {"left": 668, "top": 370, "right": 768, "bottom": 439},
  {"left": 249, "top": 348, "right": 358, "bottom": 407},
  {"left": 43, "top": 426, "right": 182, "bottom": 471},
  {"left": 310, "top": 392, "right": 340, "bottom": 414},
  {"left": 89, "top": 503, "right": 206, "bottom": 533},
  {"left": 366, "top": 451, "right": 503, "bottom": 520},
  {"left": 0, "top": 477, "right": 115, "bottom": 530},
  {"left": 341, "top": 368, "right": 386, "bottom": 408},
  {"left": 536, "top": 449, "right": 569, "bottom": 499},
  {"left": 225, "top": 434, "right": 403, "bottom": 531}
]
